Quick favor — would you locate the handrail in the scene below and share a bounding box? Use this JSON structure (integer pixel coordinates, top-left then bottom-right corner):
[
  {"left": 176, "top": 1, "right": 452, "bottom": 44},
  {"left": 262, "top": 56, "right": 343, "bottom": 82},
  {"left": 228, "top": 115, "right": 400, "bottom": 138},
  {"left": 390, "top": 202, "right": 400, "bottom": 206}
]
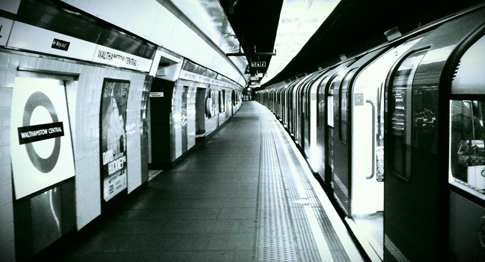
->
[{"left": 366, "top": 99, "right": 376, "bottom": 180}]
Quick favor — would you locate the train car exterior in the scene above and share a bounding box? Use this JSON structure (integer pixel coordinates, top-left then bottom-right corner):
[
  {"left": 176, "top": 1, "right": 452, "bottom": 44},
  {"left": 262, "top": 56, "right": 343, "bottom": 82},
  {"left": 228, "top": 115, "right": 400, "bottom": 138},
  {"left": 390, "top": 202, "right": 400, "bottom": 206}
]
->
[{"left": 256, "top": 3, "right": 485, "bottom": 261}]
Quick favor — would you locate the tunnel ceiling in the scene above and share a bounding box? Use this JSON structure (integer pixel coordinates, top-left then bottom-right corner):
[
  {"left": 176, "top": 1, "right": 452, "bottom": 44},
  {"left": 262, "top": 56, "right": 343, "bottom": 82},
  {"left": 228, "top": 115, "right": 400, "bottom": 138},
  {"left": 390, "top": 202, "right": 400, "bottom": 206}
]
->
[
  {"left": 220, "top": 0, "right": 484, "bottom": 87},
  {"left": 221, "top": 0, "right": 283, "bottom": 79}
]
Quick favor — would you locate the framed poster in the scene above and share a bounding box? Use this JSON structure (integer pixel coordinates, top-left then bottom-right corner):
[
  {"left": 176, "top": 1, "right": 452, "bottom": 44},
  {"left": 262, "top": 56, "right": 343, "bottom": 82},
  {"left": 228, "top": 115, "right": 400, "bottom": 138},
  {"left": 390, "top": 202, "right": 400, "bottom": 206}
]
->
[
  {"left": 10, "top": 77, "right": 76, "bottom": 199},
  {"left": 100, "top": 78, "right": 130, "bottom": 201}
]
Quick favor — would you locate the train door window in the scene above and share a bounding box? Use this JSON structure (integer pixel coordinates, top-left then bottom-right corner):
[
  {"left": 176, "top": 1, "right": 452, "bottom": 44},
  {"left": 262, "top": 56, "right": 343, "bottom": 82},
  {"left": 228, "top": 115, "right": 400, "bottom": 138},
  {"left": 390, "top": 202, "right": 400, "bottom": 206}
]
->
[
  {"left": 340, "top": 69, "right": 357, "bottom": 144},
  {"left": 294, "top": 83, "right": 301, "bottom": 115},
  {"left": 306, "top": 83, "right": 312, "bottom": 120},
  {"left": 298, "top": 84, "right": 306, "bottom": 114},
  {"left": 317, "top": 76, "right": 328, "bottom": 128},
  {"left": 328, "top": 76, "right": 340, "bottom": 128},
  {"left": 388, "top": 50, "right": 427, "bottom": 181}
]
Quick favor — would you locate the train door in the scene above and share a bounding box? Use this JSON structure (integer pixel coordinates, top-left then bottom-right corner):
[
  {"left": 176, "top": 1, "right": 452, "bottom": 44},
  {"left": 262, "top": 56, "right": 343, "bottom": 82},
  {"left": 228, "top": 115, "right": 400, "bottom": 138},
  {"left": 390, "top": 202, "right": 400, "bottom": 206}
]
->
[
  {"left": 298, "top": 81, "right": 306, "bottom": 147},
  {"left": 293, "top": 81, "right": 300, "bottom": 138},
  {"left": 352, "top": 74, "right": 385, "bottom": 260},
  {"left": 280, "top": 88, "right": 285, "bottom": 120},
  {"left": 278, "top": 89, "right": 283, "bottom": 119},
  {"left": 275, "top": 89, "right": 281, "bottom": 118},
  {"left": 315, "top": 77, "right": 328, "bottom": 181},
  {"left": 385, "top": 50, "right": 434, "bottom": 261},
  {"left": 285, "top": 86, "right": 292, "bottom": 128},
  {"left": 289, "top": 82, "right": 297, "bottom": 135},
  {"left": 331, "top": 71, "right": 351, "bottom": 214},
  {"left": 326, "top": 75, "right": 339, "bottom": 185},
  {"left": 349, "top": 38, "right": 421, "bottom": 260},
  {"left": 304, "top": 73, "right": 322, "bottom": 159},
  {"left": 295, "top": 76, "right": 310, "bottom": 144},
  {"left": 308, "top": 73, "right": 327, "bottom": 171},
  {"left": 301, "top": 79, "right": 313, "bottom": 154},
  {"left": 270, "top": 89, "right": 276, "bottom": 113}
]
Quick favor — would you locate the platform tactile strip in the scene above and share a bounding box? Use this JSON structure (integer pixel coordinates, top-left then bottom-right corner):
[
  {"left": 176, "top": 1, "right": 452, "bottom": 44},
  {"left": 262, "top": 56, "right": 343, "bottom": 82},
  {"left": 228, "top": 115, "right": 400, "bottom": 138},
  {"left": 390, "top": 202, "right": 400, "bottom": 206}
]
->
[
  {"left": 255, "top": 126, "right": 298, "bottom": 261},
  {"left": 254, "top": 108, "right": 353, "bottom": 262}
]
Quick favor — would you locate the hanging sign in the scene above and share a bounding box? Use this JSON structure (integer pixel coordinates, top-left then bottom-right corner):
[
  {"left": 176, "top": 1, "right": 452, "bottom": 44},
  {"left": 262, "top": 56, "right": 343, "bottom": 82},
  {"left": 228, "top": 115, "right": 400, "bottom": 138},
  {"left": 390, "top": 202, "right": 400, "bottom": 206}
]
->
[{"left": 251, "top": 61, "right": 266, "bottom": 68}]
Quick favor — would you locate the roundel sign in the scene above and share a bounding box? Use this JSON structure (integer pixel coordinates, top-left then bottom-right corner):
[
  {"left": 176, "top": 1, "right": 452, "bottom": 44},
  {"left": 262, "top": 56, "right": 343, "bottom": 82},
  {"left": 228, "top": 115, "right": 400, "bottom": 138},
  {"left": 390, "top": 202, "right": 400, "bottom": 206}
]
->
[{"left": 10, "top": 77, "right": 75, "bottom": 199}]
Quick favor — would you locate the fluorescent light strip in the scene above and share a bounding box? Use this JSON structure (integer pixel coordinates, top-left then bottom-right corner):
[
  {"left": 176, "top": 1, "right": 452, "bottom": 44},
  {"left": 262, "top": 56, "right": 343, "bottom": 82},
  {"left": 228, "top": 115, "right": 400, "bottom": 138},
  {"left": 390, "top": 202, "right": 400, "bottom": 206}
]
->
[{"left": 261, "top": 0, "right": 340, "bottom": 85}]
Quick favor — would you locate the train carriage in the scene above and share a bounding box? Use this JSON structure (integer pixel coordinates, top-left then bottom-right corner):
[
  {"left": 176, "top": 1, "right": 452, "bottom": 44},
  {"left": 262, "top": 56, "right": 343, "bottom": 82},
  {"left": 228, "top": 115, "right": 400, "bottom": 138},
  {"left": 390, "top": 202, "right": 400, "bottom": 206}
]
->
[{"left": 256, "top": 3, "right": 485, "bottom": 261}]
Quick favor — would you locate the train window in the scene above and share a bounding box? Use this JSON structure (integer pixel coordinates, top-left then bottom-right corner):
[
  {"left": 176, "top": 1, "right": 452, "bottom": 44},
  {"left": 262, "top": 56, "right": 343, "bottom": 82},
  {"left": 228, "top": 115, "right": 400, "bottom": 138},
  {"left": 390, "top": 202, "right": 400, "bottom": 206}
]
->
[
  {"left": 340, "top": 69, "right": 356, "bottom": 144},
  {"left": 316, "top": 76, "right": 328, "bottom": 128},
  {"left": 328, "top": 75, "right": 340, "bottom": 128},
  {"left": 302, "top": 84, "right": 306, "bottom": 115},
  {"left": 450, "top": 100, "right": 485, "bottom": 195},
  {"left": 389, "top": 50, "right": 427, "bottom": 181},
  {"left": 304, "top": 81, "right": 312, "bottom": 116}
]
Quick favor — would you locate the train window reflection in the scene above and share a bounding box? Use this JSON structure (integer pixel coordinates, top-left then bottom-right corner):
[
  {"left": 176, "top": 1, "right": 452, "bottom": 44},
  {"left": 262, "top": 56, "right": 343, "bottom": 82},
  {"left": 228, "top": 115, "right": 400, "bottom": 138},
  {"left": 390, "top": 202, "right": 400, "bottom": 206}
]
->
[
  {"left": 389, "top": 50, "right": 427, "bottom": 181},
  {"left": 450, "top": 100, "right": 485, "bottom": 194},
  {"left": 328, "top": 78, "right": 337, "bottom": 128},
  {"left": 340, "top": 69, "right": 356, "bottom": 144},
  {"left": 317, "top": 77, "right": 327, "bottom": 128}
]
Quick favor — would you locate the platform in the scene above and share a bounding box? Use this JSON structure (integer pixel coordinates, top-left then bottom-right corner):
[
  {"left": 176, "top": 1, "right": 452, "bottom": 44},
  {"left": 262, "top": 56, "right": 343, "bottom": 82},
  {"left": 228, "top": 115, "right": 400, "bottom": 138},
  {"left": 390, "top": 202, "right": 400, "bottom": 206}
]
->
[{"left": 41, "top": 101, "right": 365, "bottom": 262}]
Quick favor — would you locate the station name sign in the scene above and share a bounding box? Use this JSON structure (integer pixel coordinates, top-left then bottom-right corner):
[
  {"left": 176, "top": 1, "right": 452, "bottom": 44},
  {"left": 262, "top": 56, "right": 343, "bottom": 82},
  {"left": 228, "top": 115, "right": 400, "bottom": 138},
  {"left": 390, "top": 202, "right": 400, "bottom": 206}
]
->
[
  {"left": 18, "top": 122, "right": 64, "bottom": 144},
  {"left": 97, "top": 49, "right": 137, "bottom": 67},
  {"left": 251, "top": 61, "right": 266, "bottom": 68}
]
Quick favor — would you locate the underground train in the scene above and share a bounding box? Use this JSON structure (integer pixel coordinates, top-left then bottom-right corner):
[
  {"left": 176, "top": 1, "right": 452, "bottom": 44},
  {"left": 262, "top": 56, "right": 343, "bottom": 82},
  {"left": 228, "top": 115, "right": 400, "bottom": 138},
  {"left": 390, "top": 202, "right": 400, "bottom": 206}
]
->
[{"left": 256, "top": 4, "right": 485, "bottom": 262}]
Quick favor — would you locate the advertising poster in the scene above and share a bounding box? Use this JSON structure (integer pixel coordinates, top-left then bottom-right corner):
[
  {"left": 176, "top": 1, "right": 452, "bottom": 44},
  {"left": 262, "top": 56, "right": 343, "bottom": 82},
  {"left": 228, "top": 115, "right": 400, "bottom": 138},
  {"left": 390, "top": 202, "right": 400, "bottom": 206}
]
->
[
  {"left": 10, "top": 77, "right": 76, "bottom": 199},
  {"left": 100, "top": 79, "right": 130, "bottom": 201}
]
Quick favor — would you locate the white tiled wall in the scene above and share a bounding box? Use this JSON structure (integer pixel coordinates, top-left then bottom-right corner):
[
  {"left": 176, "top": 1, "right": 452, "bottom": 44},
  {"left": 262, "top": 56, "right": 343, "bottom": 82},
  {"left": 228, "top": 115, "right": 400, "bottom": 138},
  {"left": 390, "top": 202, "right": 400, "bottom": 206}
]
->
[
  {"left": 127, "top": 75, "right": 145, "bottom": 193},
  {"left": 0, "top": 51, "right": 16, "bottom": 262},
  {"left": 0, "top": 49, "right": 148, "bottom": 260},
  {"left": 62, "top": 0, "right": 247, "bottom": 87},
  {"left": 69, "top": 65, "right": 146, "bottom": 228}
]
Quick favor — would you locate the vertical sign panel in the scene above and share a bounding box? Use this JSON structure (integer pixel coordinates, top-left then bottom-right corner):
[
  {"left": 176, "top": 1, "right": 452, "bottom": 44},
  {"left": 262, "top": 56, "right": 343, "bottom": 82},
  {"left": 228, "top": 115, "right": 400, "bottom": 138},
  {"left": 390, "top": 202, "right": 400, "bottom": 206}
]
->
[
  {"left": 100, "top": 79, "right": 130, "bottom": 201},
  {"left": 10, "top": 77, "right": 76, "bottom": 199}
]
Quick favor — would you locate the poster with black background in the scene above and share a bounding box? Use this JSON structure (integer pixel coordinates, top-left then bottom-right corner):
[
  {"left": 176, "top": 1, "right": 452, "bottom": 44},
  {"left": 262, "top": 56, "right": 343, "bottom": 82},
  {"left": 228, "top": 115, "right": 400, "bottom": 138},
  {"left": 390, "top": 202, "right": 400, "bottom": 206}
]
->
[{"left": 100, "top": 79, "right": 130, "bottom": 201}]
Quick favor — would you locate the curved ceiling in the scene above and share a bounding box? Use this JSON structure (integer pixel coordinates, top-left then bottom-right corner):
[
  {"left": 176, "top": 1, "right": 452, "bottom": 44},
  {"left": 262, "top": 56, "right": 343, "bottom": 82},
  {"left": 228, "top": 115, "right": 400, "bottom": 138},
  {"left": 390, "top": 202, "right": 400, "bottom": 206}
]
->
[{"left": 221, "top": 0, "right": 484, "bottom": 87}]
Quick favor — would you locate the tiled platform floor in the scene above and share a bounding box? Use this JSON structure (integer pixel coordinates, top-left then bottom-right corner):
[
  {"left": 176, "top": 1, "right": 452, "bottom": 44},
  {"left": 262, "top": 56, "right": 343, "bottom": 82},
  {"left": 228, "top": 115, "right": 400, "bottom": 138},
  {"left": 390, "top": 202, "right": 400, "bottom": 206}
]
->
[{"left": 39, "top": 101, "right": 365, "bottom": 262}]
